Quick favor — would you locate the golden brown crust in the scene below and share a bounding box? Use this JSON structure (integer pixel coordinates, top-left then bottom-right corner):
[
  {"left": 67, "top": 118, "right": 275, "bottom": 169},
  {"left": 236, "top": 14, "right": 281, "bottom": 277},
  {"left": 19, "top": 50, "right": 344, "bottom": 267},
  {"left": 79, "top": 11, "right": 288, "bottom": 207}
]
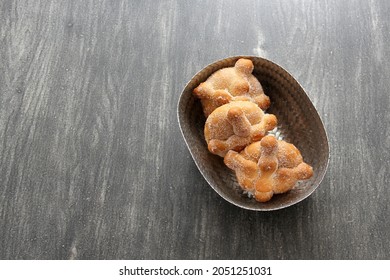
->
[
  {"left": 192, "top": 59, "right": 313, "bottom": 203},
  {"left": 193, "top": 58, "right": 270, "bottom": 117},
  {"left": 204, "top": 101, "right": 277, "bottom": 157},
  {"left": 224, "top": 135, "right": 313, "bottom": 202}
]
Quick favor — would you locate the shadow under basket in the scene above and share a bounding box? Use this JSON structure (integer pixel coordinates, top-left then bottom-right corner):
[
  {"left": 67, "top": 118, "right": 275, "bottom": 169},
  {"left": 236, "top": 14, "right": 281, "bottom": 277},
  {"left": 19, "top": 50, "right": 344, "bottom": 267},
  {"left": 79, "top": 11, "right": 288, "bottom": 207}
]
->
[{"left": 177, "top": 56, "right": 329, "bottom": 211}]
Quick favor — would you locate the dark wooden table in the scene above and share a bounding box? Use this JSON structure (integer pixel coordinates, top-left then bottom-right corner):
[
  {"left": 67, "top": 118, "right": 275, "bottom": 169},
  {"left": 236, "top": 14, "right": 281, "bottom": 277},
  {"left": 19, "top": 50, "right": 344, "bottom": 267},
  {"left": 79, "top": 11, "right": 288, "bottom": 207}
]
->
[{"left": 1, "top": 0, "right": 389, "bottom": 260}]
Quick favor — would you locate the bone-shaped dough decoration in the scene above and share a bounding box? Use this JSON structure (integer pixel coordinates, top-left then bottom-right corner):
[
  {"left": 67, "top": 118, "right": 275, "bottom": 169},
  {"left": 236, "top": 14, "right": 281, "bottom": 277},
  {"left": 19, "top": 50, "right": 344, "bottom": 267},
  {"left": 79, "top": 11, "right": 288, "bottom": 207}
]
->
[
  {"left": 193, "top": 58, "right": 271, "bottom": 117},
  {"left": 224, "top": 135, "right": 313, "bottom": 202},
  {"left": 204, "top": 101, "right": 277, "bottom": 157}
]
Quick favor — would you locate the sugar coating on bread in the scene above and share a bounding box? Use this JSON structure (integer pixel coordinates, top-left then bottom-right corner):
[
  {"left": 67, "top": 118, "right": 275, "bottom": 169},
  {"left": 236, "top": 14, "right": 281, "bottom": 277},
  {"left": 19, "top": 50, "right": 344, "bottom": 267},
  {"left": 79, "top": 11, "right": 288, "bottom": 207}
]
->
[
  {"left": 204, "top": 101, "right": 277, "bottom": 157},
  {"left": 193, "top": 58, "right": 271, "bottom": 117},
  {"left": 224, "top": 135, "right": 313, "bottom": 202}
]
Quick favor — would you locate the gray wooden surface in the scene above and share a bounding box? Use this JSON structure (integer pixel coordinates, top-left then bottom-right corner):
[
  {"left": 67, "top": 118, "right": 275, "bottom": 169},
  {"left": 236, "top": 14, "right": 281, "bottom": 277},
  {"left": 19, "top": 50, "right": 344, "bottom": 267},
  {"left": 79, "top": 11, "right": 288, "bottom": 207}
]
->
[{"left": 0, "top": 0, "right": 389, "bottom": 260}]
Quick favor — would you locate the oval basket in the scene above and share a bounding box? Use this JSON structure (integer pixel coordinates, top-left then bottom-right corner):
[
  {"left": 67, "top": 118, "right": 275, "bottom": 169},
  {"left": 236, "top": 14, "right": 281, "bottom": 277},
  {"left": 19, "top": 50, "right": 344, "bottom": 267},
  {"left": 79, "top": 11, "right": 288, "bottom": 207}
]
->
[{"left": 177, "top": 56, "right": 329, "bottom": 211}]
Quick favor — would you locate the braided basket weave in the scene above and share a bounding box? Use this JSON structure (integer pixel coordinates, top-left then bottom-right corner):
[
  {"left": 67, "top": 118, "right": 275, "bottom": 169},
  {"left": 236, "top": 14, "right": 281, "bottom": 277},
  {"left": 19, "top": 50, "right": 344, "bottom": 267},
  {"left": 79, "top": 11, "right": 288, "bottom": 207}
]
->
[{"left": 177, "top": 56, "right": 329, "bottom": 211}]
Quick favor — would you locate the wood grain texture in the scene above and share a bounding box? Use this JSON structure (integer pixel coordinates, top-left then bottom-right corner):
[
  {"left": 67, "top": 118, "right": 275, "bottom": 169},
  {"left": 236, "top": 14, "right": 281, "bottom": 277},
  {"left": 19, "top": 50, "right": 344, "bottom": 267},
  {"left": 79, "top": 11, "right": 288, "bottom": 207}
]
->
[{"left": 0, "top": 0, "right": 389, "bottom": 259}]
